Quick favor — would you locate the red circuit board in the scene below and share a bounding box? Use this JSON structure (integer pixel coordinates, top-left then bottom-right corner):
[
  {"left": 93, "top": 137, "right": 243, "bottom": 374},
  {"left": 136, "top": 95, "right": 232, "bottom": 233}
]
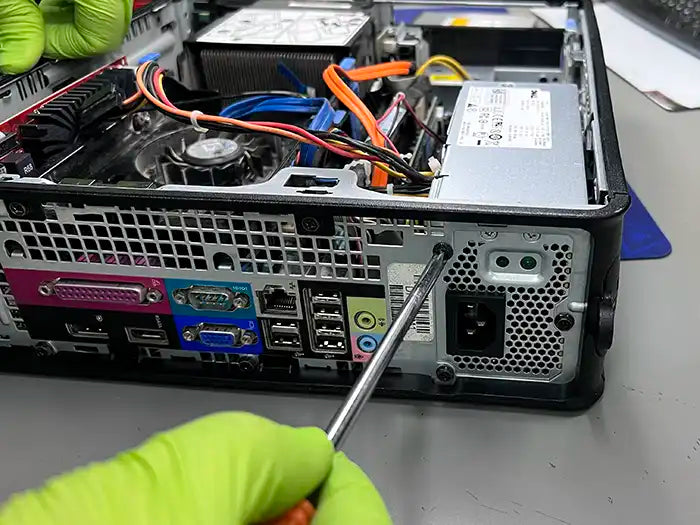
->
[{"left": 0, "top": 57, "right": 128, "bottom": 135}]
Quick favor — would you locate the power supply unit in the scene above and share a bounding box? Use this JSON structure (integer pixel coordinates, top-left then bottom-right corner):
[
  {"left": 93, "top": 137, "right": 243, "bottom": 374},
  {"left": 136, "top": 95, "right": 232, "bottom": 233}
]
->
[{"left": 0, "top": 0, "right": 628, "bottom": 410}]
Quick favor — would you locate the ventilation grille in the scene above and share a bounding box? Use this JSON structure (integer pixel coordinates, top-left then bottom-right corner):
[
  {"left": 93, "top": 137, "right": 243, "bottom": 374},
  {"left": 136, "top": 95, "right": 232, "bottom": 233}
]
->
[
  {"left": 443, "top": 241, "right": 573, "bottom": 379},
  {"left": 0, "top": 207, "right": 444, "bottom": 281},
  {"left": 125, "top": 13, "right": 154, "bottom": 42},
  {"left": 14, "top": 69, "right": 49, "bottom": 102},
  {"left": 199, "top": 48, "right": 337, "bottom": 96}
]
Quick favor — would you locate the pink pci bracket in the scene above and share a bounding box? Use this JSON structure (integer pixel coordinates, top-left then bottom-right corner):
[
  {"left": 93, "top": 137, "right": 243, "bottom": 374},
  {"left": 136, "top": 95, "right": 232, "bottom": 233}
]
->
[{"left": 4, "top": 269, "right": 171, "bottom": 314}]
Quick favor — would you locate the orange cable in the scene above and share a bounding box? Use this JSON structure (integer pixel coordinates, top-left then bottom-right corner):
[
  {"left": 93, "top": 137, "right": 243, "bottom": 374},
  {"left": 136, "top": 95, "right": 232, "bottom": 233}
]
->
[
  {"left": 345, "top": 61, "right": 412, "bottom": 81},
  {"left": 323, "top": 64, "right": 389, "bottom": 186},
  {"left": 136, "top": 64, "right": 312, "bottom": 144}
]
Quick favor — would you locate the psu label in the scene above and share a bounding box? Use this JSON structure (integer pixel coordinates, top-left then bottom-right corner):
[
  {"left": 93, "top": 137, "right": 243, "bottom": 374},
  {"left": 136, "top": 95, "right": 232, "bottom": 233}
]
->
[{"left": 457, "top": 86, "right": 553, "bottom": 149}]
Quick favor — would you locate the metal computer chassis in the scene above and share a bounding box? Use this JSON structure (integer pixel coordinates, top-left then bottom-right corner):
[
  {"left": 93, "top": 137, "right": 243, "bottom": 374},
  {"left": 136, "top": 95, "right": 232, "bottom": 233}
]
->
[{"left": 0, "top": 2, "right": 628, "bottom": 410}]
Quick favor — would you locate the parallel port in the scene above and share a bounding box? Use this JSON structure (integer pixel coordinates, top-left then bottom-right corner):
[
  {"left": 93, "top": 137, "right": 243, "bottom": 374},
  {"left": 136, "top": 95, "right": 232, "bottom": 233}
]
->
[{"left": 39, "top": 279, "right": 162, "bottom": 305}]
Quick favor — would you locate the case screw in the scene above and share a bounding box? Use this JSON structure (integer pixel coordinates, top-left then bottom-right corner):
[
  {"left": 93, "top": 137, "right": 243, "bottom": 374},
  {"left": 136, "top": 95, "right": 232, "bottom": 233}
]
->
[
  {"left": 555, "top": 313, "right": 575, "bottom": 331},
  {"left": 523, "top": 232, "right": 541, "bottom": 242},
  {"left": 182, "top": 328, "right": 196, "bottom": 341},
  {"left": 8, "top": 202, "right": 28, "bottom": 217},
  {"left": 145, "top": 289, "right": 163, "bottom": 303},
  {"left": 301, "top": 217, "right": 321, "bottom": 233},
  {"left": 34, "top": 341, "right": 57, "bottom": 356},
  {"left": 232, "top": 294, "right": 250, "bottom": 309},
  {"left": 240, "top": 331, "right": 258, "bottom": 346},
  {"left": 239, "top": 354, "right": 260, "bottom": 374},
  {"left": 480, "top": 231, "right": 497, "bottom": 240},
  {"left": 435, "top": 363, "right": 456, "bottom": 384}
]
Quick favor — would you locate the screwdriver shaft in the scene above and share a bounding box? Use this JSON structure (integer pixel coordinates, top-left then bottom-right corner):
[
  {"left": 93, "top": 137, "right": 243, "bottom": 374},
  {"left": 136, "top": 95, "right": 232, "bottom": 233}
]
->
[{"left": 326, "top": 243, "right": 453, "bottom": 448}]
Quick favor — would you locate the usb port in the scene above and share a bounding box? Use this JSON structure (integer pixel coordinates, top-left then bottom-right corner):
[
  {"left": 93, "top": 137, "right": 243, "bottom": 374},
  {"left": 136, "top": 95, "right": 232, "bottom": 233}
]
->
[
  {"left": 311, "top": 291, "right": 341, "bottom": 305},
  {"left": 269, "top": 320, "right": 301, "bottom": 336},
  {"left": 126, "top": 327, "right": 168, "bottom": 345},
  {"left": 262, "top": 319, "right": 302, "bottom": 351},
  {"left": 313, "top": 304, "right": 343, "bottom": 321},
  {"left": 315, "top": 321, "right": 345, "bottom": 338},
  {"left": 313, "top": 336, "right": 346, "bottom": 354},
  {"left": 271, "top": 335, "right": 301, "bottom": 350}
]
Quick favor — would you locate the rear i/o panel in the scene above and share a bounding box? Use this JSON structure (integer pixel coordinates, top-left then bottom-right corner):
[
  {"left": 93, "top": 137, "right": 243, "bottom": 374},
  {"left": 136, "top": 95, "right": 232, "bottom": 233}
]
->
[{"left": 0, "top": 0, "right": 627, "bottom": 409}]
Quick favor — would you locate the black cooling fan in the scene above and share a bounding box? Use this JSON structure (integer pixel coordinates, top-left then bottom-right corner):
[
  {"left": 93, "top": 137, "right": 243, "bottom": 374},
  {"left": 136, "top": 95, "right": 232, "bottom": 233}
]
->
[{"left": 134, "top": 128, "right": 285, "bottom": 186}]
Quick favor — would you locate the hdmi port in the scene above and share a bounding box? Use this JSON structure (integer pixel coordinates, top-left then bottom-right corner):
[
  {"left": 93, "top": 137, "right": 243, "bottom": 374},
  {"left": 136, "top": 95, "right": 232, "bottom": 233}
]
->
[{"left": 126, "top": 327, "right": 168, "bottom": 345}]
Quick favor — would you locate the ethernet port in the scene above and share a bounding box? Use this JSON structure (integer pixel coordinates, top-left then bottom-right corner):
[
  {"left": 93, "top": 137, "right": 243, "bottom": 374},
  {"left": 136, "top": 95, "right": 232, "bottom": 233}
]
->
[
  {"left": 445, "top": 292, "right": 505, "bottom": 357},
  {"left": 257, "top": 285, "right": 298, "bottom": 316}
]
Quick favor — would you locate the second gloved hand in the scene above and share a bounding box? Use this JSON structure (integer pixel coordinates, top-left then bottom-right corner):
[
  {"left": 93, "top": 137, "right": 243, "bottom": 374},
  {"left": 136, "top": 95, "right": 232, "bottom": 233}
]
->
[
  {"left": 0, "top": 412, "right": 392, "bottom": 525},
  {"left": 0, "top": 0, "right": 133, "bottom": 75}
]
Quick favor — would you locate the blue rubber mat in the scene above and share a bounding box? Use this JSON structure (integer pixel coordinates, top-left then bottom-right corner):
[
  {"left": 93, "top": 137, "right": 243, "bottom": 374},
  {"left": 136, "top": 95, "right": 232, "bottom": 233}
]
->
[{"left": 622, "top": 187, "right": 672, "bottom": 260}]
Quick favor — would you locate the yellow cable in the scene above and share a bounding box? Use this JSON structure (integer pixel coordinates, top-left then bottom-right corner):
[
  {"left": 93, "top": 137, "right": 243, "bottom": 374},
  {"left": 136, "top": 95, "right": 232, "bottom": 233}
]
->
[{"left": 415, "top": 55, "right": 471, "bottom": 80}]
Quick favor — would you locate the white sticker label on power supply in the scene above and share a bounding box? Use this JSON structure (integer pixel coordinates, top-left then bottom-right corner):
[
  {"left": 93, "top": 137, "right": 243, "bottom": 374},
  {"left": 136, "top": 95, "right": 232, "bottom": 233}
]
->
[
  {"left": 457, "top": 87, "right": 552, "bottom": 149},
  {"left": 387, "top": 264, "right": 434, "bottom": 342}
]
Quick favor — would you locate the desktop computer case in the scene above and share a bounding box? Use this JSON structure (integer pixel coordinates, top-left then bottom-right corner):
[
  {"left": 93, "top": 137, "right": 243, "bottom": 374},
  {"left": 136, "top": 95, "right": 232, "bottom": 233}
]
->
[{"left": 0, "top": 0, "right": 629, "bottom": 409}]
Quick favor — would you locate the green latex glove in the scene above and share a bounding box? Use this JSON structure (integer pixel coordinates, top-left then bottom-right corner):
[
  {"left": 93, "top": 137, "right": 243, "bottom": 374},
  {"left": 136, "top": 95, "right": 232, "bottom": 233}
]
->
[
  {"left": 0, "top": 412, "right": 392, "bottom": 525},
  {"left": 0, "top": 0, "right": 133, "bottom": 75}
]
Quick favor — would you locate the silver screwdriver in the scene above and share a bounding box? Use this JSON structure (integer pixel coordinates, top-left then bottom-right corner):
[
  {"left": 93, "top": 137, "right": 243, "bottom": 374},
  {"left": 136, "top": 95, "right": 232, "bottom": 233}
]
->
[
  {"left": 326, "top": 241, "right": 453, "bottom": 447},
  {"left": 264, "top": 242, "right": 453, "bottom": 525}
]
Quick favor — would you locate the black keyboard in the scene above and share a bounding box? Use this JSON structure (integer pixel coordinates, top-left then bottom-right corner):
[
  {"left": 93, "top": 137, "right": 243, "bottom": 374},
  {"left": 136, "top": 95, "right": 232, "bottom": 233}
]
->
[{"left": 613, "top": 0, "right": 700, "bottom": 56}]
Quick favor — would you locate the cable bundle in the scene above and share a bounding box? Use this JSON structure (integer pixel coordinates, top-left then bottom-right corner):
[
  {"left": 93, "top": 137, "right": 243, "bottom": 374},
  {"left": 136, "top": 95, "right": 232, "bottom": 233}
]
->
[
  {"left": 127, "top": 62, "right": 432, "bottom": 188},
  {"left": 123, "top": 55, "right": 468, "bottom": 193}
]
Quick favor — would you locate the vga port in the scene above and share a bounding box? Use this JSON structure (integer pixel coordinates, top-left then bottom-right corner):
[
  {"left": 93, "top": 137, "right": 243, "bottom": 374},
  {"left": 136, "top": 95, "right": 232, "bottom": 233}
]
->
[
  {"left": 182, "top": 323, "right": 258, "bottom": 348},
  {"left": 38, "top": 279, "right": 162, "bottom": 305},
  {"left": 172, "top": 285, "right": 250, "bottom": 312}
]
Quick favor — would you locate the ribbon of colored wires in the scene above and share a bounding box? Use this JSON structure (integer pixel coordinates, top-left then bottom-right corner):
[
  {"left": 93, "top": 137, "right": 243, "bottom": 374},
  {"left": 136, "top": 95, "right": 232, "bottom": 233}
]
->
[
  {"left": 135, "top": 62, "right": 428, "bottom": 183},
  {"left": 138, "top": 63, "right": 366, "bottom": 160},
  {"left": 375, "top": 93, "right": 406, "bottom": 153}
]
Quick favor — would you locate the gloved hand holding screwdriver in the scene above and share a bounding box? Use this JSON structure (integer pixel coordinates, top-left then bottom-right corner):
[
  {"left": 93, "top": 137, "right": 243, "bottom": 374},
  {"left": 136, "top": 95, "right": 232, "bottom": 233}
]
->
[
  {"left": 0, "top": 412, "right": 391, "bottom": 524},
  {"left": 0, "top": 2, "right": 391, "bottom": 523}
]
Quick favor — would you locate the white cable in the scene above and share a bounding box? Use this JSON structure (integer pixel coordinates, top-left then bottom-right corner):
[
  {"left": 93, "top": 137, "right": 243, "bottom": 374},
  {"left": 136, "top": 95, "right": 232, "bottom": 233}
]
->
[{"left": 189, "top": 110, "right": 208, "bottom": 133}]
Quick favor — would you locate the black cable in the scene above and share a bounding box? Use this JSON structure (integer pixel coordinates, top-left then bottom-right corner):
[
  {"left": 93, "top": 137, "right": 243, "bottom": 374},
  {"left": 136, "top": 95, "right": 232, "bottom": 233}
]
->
[{"left": 316, "top": 131, "right": 431, "bottom": 184}]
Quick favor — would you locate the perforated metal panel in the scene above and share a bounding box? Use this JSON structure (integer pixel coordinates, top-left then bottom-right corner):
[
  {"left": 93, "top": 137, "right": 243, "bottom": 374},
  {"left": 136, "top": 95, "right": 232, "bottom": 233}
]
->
[
  {"left": 0, "top": 199, "right": 588, "bottom": 383},
  {"left": 438, "top": 237, "right": 579, "bottom": 382},
  {"left": 0, "top": 206, "right": 444, "bottom": 283}
]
